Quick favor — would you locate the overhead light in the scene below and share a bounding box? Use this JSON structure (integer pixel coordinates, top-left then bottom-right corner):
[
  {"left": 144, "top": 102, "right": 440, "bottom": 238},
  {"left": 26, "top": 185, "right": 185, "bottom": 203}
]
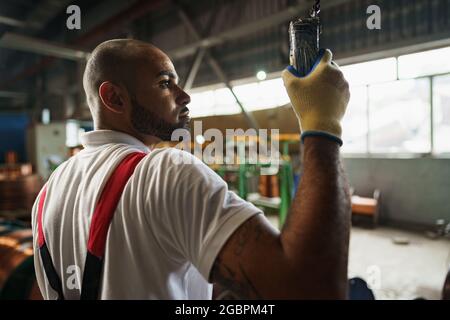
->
[
  {"left": 196, "top": 135, "right": 206, "bottom": 145},
  {"left": 42, "top": 109, "right": 50, "bottom": 125},
  {"left": 256, "top": 70, "right": 267, "bottom": 81}
]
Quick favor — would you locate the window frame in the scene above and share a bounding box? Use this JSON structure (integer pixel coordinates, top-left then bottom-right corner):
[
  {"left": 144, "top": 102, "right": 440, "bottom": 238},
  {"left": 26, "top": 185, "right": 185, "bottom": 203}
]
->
[
  {"left": 187, "top": 50, "right": 450, "bottom": 158},
  {"left": 341, "top": 57, "right": 450, "bottom": 158}
]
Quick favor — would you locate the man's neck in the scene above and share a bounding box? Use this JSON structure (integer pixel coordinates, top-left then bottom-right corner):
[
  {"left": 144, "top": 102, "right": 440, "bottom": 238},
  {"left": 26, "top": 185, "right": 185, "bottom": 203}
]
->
[
  {"left": 95, "top": 125, "right": 162, "bottom": 150},
  {"left": 133, "top": 132, "right": 162, "bottom": 150}
]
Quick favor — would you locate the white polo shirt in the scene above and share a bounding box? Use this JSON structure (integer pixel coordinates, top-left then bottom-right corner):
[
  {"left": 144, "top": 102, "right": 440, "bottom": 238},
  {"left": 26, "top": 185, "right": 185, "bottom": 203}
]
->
[{"left": 31, "top": 130, "right": 262, "bottom": 300}]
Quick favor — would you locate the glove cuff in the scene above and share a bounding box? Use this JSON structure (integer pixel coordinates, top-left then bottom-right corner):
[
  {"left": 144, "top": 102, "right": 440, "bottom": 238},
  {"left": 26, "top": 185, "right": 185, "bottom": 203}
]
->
[
  {"left": 301, "top": 131, "right": 343, "bottom": 147},
  {"left": 301, "top": 118, "right": 342, "bottom": 139}
]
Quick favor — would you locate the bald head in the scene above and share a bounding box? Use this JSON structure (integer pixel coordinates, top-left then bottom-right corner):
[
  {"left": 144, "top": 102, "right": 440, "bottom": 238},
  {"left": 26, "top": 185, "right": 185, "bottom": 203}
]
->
[
  {"left": 81, "top": 39, "right": 191, "bottom": 143},
  {"left": 83, "top": 39, "right": 166, "bottom": 117}
]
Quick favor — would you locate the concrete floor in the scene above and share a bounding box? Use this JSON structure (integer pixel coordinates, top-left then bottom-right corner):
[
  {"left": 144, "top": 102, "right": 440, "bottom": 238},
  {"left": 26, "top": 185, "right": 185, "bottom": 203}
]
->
[
  {"left": 348, "top": 226, "right": 449, "bottom": 300},
  {"left": 266, "top": 215, "right": 450, "bottom": 300}
]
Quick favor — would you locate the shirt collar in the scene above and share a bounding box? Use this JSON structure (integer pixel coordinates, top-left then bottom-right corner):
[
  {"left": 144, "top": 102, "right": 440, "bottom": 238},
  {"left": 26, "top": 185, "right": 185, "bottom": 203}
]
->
[{"left": 80, "top": 130, "right": 151, "bottom": 152}]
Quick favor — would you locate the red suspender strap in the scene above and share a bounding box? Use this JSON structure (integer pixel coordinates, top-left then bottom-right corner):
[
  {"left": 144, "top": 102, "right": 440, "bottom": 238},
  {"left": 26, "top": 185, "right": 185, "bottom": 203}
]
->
[
  {"left": 37, "top": 184, "right": 65, "bottom": 300},
  {"left": 37, "top": 186, "right": 47, "bottom": 248},
  {"left": 87, "top": 152, "right": 147, "bottom": 258},
  {"left": 81, "top": 151, "right": 147, "bottom": 300},
  {"left": 37, "top": 151, "right": 147, "bottom": 300}
]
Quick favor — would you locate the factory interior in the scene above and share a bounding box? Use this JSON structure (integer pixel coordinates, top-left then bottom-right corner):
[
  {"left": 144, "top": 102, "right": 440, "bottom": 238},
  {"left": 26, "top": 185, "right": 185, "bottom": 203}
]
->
[{"left": 0, "top": 0, "right": 449, "bottom": 301}]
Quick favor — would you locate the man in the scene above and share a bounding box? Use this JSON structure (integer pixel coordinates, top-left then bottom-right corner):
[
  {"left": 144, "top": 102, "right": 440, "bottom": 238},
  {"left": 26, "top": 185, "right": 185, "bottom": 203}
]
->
[{"left": 32, "top": 39, "right": 351, "bottom": 299}]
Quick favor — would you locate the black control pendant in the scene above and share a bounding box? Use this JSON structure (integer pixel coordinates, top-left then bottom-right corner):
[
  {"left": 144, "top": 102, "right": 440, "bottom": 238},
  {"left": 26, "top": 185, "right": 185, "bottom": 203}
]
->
[{"left": 289, "top": 17, "right": 321, "bottom": 76}]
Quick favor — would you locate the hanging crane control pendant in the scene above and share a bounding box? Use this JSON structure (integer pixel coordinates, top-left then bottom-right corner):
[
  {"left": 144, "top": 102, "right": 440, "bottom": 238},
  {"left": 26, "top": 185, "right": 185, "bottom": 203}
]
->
[{"left": 289, "top": 0, "right": 322, "bottom": 76}]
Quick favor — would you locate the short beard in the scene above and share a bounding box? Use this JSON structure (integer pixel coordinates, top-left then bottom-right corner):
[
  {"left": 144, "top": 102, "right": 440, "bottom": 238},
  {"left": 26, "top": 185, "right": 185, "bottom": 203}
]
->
[{"left": 130, "top": 97, "right": 190, "bottom": 141}]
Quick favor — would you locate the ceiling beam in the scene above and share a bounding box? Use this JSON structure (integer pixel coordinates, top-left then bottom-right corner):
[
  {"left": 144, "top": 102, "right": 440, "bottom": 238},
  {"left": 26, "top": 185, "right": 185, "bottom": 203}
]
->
[
  {"left": 75, "top": 0, "right": 166, "bottom": 47},
  {"left": 169, "top": 0, "right": 350, "bottom": 61},
  {"left": 0, "top": 15, "right": 26, "bottom": 28},
  {"left": 175, "top": 3, "right": 260, "bottom": 130},
  {"left": 0, "top": 32, "right": 90, "bottom": 61},
  {"left": 183, "top": 48, "right": 206, "bottom": 91},
  {"left": 181, "top": 3, "right": 222, "bottom": 91},
  {"left": 0, "top": 0, "right": 166, "bottom": 88},
  {"left": 0, "top": 91, "right": 26, "bottom": 99}
]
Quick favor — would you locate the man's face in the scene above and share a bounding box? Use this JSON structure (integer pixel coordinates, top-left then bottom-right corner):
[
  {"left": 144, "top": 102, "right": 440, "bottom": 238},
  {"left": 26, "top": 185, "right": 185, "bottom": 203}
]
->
[{"left": 129, "top": 49, "right": 191, "bottom": 141}]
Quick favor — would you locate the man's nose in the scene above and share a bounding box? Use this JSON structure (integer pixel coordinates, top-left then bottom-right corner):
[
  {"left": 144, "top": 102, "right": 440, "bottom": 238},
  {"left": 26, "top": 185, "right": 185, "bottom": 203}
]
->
[{"left": 176, "top": 87, "right": 191, "bottom": 106}]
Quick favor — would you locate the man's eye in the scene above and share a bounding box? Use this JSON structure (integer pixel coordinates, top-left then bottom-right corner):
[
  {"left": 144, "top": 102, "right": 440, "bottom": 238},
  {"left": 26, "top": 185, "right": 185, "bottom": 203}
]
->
[{"left": 159, "top": 80, "right": 170, "bottom": 89}]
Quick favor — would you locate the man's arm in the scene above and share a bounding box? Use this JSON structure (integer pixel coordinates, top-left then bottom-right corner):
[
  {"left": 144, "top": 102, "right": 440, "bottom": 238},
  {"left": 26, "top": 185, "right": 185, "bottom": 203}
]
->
[
  {"left": 211, "top": 138, "right": 350, "bottom": 299},
  {"left": 210, "top": 50, "right": 351, "bottom": 299}
]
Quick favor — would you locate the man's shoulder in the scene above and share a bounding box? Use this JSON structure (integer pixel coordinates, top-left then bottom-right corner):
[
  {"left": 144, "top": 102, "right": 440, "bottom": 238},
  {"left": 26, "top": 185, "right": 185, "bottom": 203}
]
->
[
  {"left": 145, "top": 147, "right": 205, "bottom": 167},
  {"left": 142, "top": 147, "right": 219, "bottom": 182},
  {"left": 46, "top": 156, "right": 75, "bottom": 180}
]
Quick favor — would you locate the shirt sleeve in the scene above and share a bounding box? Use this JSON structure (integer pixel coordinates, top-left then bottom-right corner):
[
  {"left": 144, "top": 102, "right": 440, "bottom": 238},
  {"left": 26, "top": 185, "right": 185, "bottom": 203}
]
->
[
  {"left": 31, "top": 186, "right": 51, "bottom": 300},
  {"left": 147, "top": 148, "right": 262, "bottom": 282}
]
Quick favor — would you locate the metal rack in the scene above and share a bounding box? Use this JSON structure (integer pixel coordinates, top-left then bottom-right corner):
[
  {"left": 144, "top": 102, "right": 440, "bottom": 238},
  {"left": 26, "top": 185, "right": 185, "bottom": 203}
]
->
[{"left": 210, "top": 134, "right": 299, "bottom": 227}]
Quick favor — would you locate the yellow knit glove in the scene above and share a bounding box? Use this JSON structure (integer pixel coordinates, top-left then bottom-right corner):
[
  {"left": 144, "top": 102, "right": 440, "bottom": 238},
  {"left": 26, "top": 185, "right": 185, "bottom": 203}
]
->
[{"left": 282, "top": 49, "right": 350, "bottom": 146}]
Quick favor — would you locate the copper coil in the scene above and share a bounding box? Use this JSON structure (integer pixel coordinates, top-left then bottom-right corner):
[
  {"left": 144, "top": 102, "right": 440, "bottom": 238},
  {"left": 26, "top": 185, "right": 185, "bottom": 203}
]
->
[
  {"left": 5, "top": 151, "right": 18, "bottom": 165},
  {"left": 0, "top": 174, "right": 43, "bottom": 212},
  {"left": 269, "top": 175, "right": 280, "bottom": 198},
  {"left": 258, "top": 175, "right": 280, "bottom": 198},
  {"left": 0, "top": 224, "right": 42, "bottom": 300},
  {"left": 258, "top": 175, "right": 270, "bottom": 197}
]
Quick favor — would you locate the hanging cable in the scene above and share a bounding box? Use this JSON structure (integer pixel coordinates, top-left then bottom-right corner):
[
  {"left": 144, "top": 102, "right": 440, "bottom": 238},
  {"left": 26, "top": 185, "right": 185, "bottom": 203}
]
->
[{"left": 310, "top": 0, "right": 321, "bottom": 18}]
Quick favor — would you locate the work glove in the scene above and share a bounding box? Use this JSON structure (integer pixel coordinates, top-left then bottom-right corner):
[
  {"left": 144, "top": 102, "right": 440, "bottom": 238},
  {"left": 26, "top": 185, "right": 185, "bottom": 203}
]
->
[{"left": 282, "top": 49, "right": 350, "bottom": 146}]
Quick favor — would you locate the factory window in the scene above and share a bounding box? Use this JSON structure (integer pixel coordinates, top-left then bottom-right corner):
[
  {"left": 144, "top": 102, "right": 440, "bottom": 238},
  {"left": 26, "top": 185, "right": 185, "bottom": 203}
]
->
[
  {"left": 189, "top": 88, "right": 241, "bottom": 117},
  {"left": 214, "top": 88, "right": 241, "bottom": 115},
  {"left": 233, "top": 78, "right": 290, "bottom": 111},
  {"left": 341, "top": 86, "right": 368, "bottom": 153},
  {"left": 189, "top": 90, "right": 214, "bottom": 117},
  {"left": 232, "top": 82, "right": 260, "bottom": 108},
  {"left": 189, "top": 78, "right": 290, "bottom": 117},
  {"left": 188, "top": 45, "right": 450, "bottom": 157},
  {"left": 433, "top": 74, "right": 450, "bottom": 154},
  {"left": 398, "top": 47, "right": 450, "bottom": 79},
  {"left": 341, "top": 48, "right": 450, "bottom": 156},
  {"left": 368, "top": 79, "right": 431, "bottom": 153},
  {"left": 340, "top": 58, "right": 397, "bottom": 86}
]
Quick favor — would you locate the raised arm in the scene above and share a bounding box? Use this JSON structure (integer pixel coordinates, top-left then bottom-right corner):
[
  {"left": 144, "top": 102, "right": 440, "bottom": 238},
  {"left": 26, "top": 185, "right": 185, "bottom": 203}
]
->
[{"left": 211, "top": 49, "right": 351, "bottom": 299}]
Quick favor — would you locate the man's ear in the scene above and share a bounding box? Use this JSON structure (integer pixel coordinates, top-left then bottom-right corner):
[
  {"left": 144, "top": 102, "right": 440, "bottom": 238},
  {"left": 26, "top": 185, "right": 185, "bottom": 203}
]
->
[{"left": 98, "top": 81, "right": 127, "bottom": 114}]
